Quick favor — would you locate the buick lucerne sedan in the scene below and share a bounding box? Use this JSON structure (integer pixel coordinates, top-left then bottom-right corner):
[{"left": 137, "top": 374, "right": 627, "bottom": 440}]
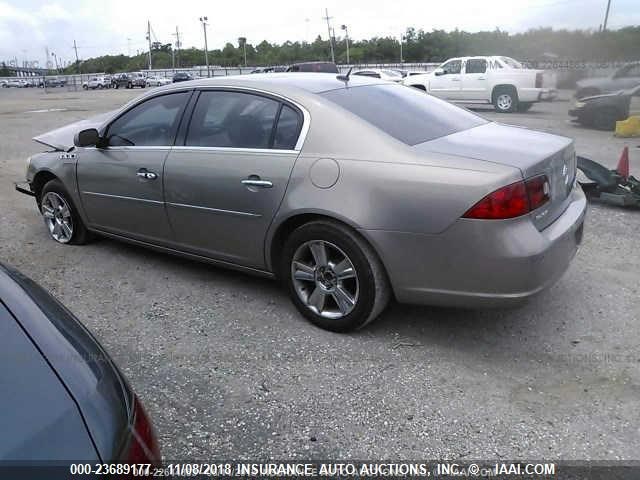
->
[
  {"left": 16, "top": 73, "right": 587, "bottom": 332},
  {"left": 0, "top": 262, "right": 160, "bottom": 464}
]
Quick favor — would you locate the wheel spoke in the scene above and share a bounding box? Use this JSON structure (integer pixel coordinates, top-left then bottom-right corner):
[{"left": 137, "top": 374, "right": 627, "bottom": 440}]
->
[
  {"left": 60, "top": 204, "right": 71, "bottom": 218},
  {"left": 334, "top": 258, "right": 355, "bottom": 280},
  {"left": 293, "top": 261, "right": 315, "bottom": 282},
  {"left": 307, "top": 287, "right": 327, "bottom": 312},
  {"left": 60, "top": 222, "right": 72, "bottom": 239},
  {"left": 52, "top": 222, "right": 62, "bottom": 237},
  {"left": 42, "top": 206, "right": 55, "bottom": 218},
  {"left": 332, "top": 286, "right": 355, "bottom": 315},
  {"left": 309, "top": 241, "right": 328, "bottom": 267}
]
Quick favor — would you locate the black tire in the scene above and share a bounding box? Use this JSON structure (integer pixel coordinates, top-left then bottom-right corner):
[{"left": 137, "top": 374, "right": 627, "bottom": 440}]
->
[
  {"left": 281, "top": 220, "right": 390, "bottom": 332},
  {"left": 82, "top": 84, "right": 88, "bottom": 90},
  {"left": 593, "top": 107, "right": 620, "bottom": 131},
  {"left": 517, "top": 102, "right": 533, "bottom": 112},
  {"left": 40, "top": 179, "right": 91, "bottom": 245},
  {"left": 493, "top": 86, "right": 518, "bottom": 113}
]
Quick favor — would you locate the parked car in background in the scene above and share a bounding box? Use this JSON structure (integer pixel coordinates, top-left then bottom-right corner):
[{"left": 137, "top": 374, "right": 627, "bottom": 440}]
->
[
  {"left": 38, "top": 77, "right": 64, "bottom": 88},
  {"left": 0, "top": 262, "right": 161, "bottom": 463},
  {"left": 129, "top": 72, "right": 147, "bottom": 88},
  {"left": 404, "top": 56, "right": 555, "bottom": 112},
  {"left": 353, "top": 69, "right": 404, "bottom": 82},
  {"left": 112, "top": 73, "right": 146, "bottom": 89},
  {"left": 18, "top": 73, "right": 585, "bottom": 332},
  {"left": 6, "top": 79, "right": 27, "bottom": 88},
  {"left": 286, "top": 62, "right": 339, "bottom": 73},
  {"left": 83, "top": 76, "right": 110, "bottom": 90},
  {"left": 575, "top": 62, "right": 640, "bottom": 99},
  {"left": 570, "top": 84, "right": 640, "bottom": 130},
  {"left": 172, "top": 72, "right": 194, "bottom": 83},
  {"left": 251, "top": 67, "right": 286, "bottom": 73},
  {"left": 146, "top": 76, "right": 172, "bottom": 87}
]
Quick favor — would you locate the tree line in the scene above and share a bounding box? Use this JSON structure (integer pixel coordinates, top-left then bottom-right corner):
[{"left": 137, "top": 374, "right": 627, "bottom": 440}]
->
[{"left": 63, "top": 26, "right": 640, "bottom": 74}]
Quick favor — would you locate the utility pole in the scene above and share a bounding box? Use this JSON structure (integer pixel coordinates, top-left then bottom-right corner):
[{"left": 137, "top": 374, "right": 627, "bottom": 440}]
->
[
  {"left": 73, "top": 40, "right": 80, "bottom": 73},
  {"left": 146, "top": 20, "right": 152, "bottom": 70},
  {"left": 341, "top": 25, "right": 349, "bottom": 64},
  {"left": 602, "top": 0, "right": 612, "bottom": 31},
  {"left": 239, "top": 37, "right": 247, "bottom": 67},
  {"left": 200, "top": 16, "right": 210, "bottom": 77},
  {"left": 172, "top": 27, "right": 181, "bottom": 68},
  {"left": 399, "top": 34, "right": 404, "bottom": 63},
  {"left": 323, "top": 8, "right": 335, "bottom": 63}
]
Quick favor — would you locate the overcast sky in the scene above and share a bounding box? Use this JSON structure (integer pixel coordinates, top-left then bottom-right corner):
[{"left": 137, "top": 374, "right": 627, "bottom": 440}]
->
[{"left": 1, "top": 0, "right": 638, "bottom": 68}]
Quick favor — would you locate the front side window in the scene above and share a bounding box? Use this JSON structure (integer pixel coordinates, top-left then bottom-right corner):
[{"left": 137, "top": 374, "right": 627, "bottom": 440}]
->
[
  {"left": 106, "top": 92, "right": 189, "bottom": 147},
  {"left": 441, "top": 60, "right": 462, "bottom": 74},
  {"left": 321, "top": 84, "right": 487, "bottom": 146},
  {"left": 186, "top": 91, "right": 280, "bottom": 149},
  {"left": 465, "top": 59, "right": 487, "bottom": 74}
]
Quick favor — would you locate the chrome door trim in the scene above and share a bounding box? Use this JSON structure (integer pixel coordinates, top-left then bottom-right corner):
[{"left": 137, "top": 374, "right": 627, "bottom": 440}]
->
[
  {"left": 193, "top": 85, "right": 311, "bottom": 151},
  {"left": 82, "top": 191, "right": 164, "bottom": 205},
  {"left": 170, "top": 146, "right": 299, "bottom": 155},
  {"left": 166, "top": 202, "right": 262, "bottom": 218}
]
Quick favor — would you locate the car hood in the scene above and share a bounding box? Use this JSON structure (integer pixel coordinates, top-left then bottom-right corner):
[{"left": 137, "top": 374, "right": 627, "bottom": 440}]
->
[
  {"left": 415, "top": 122, "right": 572, "bottom": 176},
  {"left": 579, "top": 91, "right": 626, "bottom": 102},
  {"left": 33, "top": 110, "right": 115, "bottom": 151}
]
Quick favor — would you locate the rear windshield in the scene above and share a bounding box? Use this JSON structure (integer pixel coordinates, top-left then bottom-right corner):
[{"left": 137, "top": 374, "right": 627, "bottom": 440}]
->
[{"left": 321, "top": 84, "right": 487, "bottom": 145}]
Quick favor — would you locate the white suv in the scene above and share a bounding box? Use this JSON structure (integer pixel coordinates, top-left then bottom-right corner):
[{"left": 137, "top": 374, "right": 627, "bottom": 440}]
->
[
  {"left": 83, "top": 76, "right": 109, "bottom": 90},
  {"left": 404, "top": 56, "right": 556, "bottom": 112}
]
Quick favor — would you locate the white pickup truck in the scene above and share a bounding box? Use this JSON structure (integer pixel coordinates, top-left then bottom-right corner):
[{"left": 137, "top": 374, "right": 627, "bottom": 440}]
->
[{"left": 404, "top": 56, "right": 556, "bottom": 112}]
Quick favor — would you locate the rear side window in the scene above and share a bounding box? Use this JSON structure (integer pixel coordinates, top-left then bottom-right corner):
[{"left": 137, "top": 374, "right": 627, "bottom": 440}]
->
[
  {"left": 321, "top": 84, "right": 487, "bottom": 145},
  {"left": 273, "top": 105, "right": 302, "bottom": 149},
  {"left": 465, "top": 59, "right": 487, "bottom": 74},
  {"left": 186, "top": 91, "right": 280, "bottom": 149},
  {"left": 106, "top": 92, "right": 189, "bottom": 147},
  {"left": 441, "top": 60, "right": 462, "bottom": 74}
]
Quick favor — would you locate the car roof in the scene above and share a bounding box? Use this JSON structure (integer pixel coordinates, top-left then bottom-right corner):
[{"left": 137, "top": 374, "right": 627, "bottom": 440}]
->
[{"left": 160, "top": 72, "right": 386, "bottom": 95}]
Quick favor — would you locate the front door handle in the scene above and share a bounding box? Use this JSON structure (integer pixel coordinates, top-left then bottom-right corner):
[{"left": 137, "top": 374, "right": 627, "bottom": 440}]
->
[
  {"left": 242, "top": 176, "right": 273, "bottom": 188},
  {"left": 137, "top": 169, "right": 157, "bottom": 180}
]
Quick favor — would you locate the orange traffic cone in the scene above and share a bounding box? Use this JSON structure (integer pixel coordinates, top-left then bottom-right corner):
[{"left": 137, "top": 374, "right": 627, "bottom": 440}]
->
[{"left": 616, "top": 146, "right": 629, "bottom": 180}]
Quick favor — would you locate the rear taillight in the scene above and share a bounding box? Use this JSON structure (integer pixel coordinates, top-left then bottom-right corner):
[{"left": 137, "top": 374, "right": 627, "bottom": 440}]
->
[
  {"left": 123, "top": 396, "right": 161, "bottom": 464},
  {"left": 535, "top": 72, "right": 543, "bottom": 88},
  {"left": 463, "top": 175, "right": 550, "bottom": 220}
]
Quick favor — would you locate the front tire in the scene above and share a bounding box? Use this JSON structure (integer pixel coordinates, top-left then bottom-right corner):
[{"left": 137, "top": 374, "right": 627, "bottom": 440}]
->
[
  {"left": 281, "top": 220, "right": 390, "bottom": 332},
  {"left": 40, "top": 179, "right": 91, "bottom": 245},
  {"left": 493, "top": 86, "right": 518, "bottom": 113},
  {"left": 593, "top": 107, "right": 620, "bottom": 131}
]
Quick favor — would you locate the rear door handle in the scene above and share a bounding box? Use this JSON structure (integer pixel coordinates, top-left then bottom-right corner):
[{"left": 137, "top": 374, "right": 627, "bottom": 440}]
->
[
  {"left": 137, "top": 168, "right": 157, "bottom": 180},
  {"left": 242, "top": 175, "right": 273, "bottom": 188}
]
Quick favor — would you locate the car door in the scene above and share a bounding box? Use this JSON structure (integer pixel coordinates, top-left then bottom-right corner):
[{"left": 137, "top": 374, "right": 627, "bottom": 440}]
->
[
  {"left": 460, "top": 58, "right": 489, "bottom": 101},
  {"left": 429, "top": 59, "right": 462, "bottom": 100},
  {"left": 163, "top": 89, "right": 304, "bottom": 269},
  {"left": 76, "top": 90, "right": 191, "bottom": 244}
]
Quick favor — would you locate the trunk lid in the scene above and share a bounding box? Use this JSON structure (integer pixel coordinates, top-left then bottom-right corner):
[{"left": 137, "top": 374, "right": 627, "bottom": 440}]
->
[{"left": 414, "top": 122, "right": 576, "bottom": 230}]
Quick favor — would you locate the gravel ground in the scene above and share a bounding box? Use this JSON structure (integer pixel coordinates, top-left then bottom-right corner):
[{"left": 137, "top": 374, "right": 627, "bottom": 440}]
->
[{"left": 0, "top": 86, "right": 638, "bottom": 460}]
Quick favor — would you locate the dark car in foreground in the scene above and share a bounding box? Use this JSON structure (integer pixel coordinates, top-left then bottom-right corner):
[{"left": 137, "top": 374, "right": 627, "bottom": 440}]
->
[
  {"left": 569, "top": 85, "right": 640, "bottom": 130},
  {"left": 0, "top": 262, "right": 160, "bottom": 464}
]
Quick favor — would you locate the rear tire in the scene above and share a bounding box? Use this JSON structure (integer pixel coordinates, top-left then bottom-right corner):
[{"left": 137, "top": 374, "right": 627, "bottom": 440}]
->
[
  {"left": 281, "top": 220, "right": 390, "bottom": 332},
  {"left": 40, "top": 179, "right": 91, "bottom": 245},
  {"left": 493, "top": 86, "right": 518, "bottom": 113}
]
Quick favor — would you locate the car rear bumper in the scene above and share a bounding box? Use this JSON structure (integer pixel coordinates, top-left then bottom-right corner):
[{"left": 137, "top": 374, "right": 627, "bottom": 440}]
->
[{"left": 363, "top": 184, "right": 587, "bottom": 308}]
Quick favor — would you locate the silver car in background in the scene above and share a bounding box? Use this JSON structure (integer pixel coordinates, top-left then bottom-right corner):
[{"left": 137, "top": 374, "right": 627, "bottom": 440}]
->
[{"left": 16, "top": 73, "right": 586, "bottom": 332}]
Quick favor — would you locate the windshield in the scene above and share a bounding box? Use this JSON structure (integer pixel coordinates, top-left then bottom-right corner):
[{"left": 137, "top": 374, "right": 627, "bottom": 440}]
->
[
  {"left": 500, "top": 56, "right": 523, "bottom": 69},
  {"left": 321, "top": 84, "right": 487, "bottom": 145}
]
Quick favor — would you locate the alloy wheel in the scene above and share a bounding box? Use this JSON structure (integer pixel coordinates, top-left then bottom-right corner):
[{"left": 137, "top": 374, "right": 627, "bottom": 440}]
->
[
  {"left": 42, "top": 192, "right": 74, "bottom": 243},
  {"left": 291, "top": 240, "right": 359, "bottom": 319},
  {"left": 497, "top": 94, "right": 512, "bottom": 111}
]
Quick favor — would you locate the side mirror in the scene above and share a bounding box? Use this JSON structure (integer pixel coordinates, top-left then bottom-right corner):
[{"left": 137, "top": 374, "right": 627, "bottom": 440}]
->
[
  {"left": 74, "top": 128, "right": 101, "bottom": 148},
  {"left": 433, "top": 68, "right": 445, "bottom": 76}
]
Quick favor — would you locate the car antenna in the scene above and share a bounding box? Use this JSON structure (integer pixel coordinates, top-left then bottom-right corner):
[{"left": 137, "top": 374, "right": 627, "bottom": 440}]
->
[{"left": 337, "top": 67, "right": 353, "bottom": 82}]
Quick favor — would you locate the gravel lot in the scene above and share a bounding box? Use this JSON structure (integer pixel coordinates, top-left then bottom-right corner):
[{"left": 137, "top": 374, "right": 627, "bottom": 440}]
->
[{"left": 1, "top": 86, "right": 639, "bottom": 460}]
